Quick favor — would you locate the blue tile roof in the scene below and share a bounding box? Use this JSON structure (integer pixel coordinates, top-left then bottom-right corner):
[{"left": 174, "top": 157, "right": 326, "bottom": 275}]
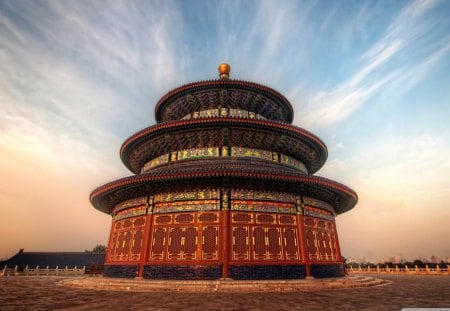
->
[{"left": 0, "top": 250, "right": 105, "bottom": 268}]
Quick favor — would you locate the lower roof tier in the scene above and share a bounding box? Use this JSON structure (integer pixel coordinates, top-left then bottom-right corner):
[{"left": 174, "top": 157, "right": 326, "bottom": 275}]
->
[
  {"left": 90, "top": 158, "right": 357, "bottom": 215},
  {"left": 120, "top": 117, "right": 328, "bottom": 174}
]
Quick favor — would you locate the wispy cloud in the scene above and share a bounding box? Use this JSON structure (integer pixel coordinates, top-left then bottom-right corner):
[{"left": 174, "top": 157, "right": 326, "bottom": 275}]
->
[
  {"left": 335, "top": 132, "right": 450, "bottom": 259},
  {"left": 294, "top": 0, "right": 449, "bottom": 129},
  {"left": 0, "top": 0, "right": 449, "bottom": 260},
  {"left": 0, "top": 1, "right": 184, "bottom": 255}
]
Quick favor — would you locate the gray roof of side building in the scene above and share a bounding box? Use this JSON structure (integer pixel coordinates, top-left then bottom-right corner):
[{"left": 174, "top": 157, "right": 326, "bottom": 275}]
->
[{"left": 0, "top": 249, "right": 105, "bottom": 268}]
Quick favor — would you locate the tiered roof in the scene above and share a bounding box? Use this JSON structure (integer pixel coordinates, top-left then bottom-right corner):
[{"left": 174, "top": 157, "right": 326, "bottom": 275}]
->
[{"left": 90, "top": 65, "right": 357, "bottom": 216}]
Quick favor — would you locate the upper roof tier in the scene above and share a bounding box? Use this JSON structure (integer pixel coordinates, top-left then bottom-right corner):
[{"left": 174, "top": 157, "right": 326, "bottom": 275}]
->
[{"left": 155, "top": 79, "right": 294, "bottom": 123}]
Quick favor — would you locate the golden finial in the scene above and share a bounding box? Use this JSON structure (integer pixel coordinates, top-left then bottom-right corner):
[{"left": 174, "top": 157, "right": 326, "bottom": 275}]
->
[{"left": 218, "top": 63, "right": 230, "bottom": 79}]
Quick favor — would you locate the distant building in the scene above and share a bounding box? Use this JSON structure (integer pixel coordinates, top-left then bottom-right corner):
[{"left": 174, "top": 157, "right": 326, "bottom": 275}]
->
[{"left": 0, "top": 249, "right": 105, "bottom": 269}]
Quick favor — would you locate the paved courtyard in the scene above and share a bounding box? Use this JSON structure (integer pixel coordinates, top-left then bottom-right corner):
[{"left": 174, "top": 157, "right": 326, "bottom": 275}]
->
[{"left": 1, "top": 275, "right": 449, "bottom": 310}]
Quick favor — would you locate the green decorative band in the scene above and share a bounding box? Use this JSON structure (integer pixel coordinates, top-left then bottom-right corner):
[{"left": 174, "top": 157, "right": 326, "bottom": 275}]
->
[
  {"left": 281, "top": 154, "right": 307, "bottom": 172},
  {"left": 178, "top": 147, "right": 219, "bottom": 160},
  {"left": 154, "top": 201, "right": 220, "bottom": 213},
  {"left": 113, "top": 196, "right": 147, "bottom": 213},
  {"left": 232, "top": 200, "right": 296, "bottom": 214},
  {"left": 113, "top": 206, "right": 147, "bottom": 221},
  {"left": 180, "top": 108, "right": 267, "bottom": 121},
  {"left": 142, "top": 147, "right": 308, "bottom": 173},
  {"left": 231, "top": 190, "right": 297, "bottom": 203},
  {"left": 304, "top": 206, "right": 335, "bottom": 222},
  {"left": 230, "top": 146, "right": 273, "bottom": 161},
  {"left": 154, "top": 190, "right": 220, "bottom": 203},
  {"left": 143, "top": 154, "right": 169, "bottom": 171},
  {"left": 303, "top": 196, "right": 334, "bottom": 213}
]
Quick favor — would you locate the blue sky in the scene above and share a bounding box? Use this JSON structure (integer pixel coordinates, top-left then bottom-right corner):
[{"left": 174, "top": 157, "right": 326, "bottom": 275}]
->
[{"left": 0, "top": 0, "right": 449, "bottom": 261}]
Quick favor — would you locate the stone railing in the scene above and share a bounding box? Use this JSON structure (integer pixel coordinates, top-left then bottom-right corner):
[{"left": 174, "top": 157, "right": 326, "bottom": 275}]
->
[
  {"left": 0, "top": 265, "right": 85, "bottom": 277},
  {"left": 348, "top": 265, "right": 450, "bottom": 275}
]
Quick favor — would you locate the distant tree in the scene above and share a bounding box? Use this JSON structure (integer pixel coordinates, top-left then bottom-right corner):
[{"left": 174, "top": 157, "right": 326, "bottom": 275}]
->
[
  {"left": 413, "top": 259, "right": 425, "bottom": 268},
  {"left": 85, "top": 244, "right": 107, "bottom": 253}
]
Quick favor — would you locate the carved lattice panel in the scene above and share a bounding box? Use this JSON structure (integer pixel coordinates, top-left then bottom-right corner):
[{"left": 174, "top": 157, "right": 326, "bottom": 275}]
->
[
  {"left": 202, "top": 226, "right": 219, "bottom": 260},
  {"left": 150, "top": 227, "right": 166, "bottom": 260},
  {"left": 279, "top": 215, "right": 296, "bottom": 225},
  {"left": 108, "top": 232, "right": 118, "bottom": 261},
  {"left": 119, "top": 231, "right": 131, "bottom": 261},
  {"left": 154, "top": 215, "right": 172, "bottom": 225},
  {"left": 174, "top": 213, "right": 195, "bottom": 224},
  {"left": 115, "top": 232, "right": 125, "bottom": 259},
  {"left": 255, "top": 214, "right": 276, "bottom": 224},
  {"left": 232, "top": 213, "right": 252, "bottom": 223},
  {"left": 267, "top": 228, "right": 282, "bottom": 260},
  {"left": 149, "top": 211, "right": 220, "bottom": 263},
  {"left": 306, "top": 230, "right": 318, "bottom": 261},
  {"left": 252, "top": 227, "right": 266, "bottom": 260},
  {"left": 303, "top": 217, "right": 340, "bottom": 262},
  {"left": 283, "top": 227, "right": 299, "bottom": 260},
  {"left": 317, "top": 231, "right": 327, "bottom": 261},
  {"left": 130, "top": 230, "right": 143, "bottom": 261},
  {"left": 322, "top": 232, "right": 332, "bottom": 261},
  {"left": 182, "top": 227, "right": 198, "bottom": 260},
  {"left": 330, "top": 232, "right": 338, "bottom": 261},
  {"left": 168, "top": 227, "right": 183, "bottom": 260},
  {"left": 133, "top": 217, "right": 146, "bottom": 227},
  {"left": 232, "top": 226, "right": 249, "bottom": 260},
  {"left": 198, "top": 212, "right": 219, "bottom": 223},
  {"left": 123, "top": 220, "right": 132, "bottom": 229},
  {"left": 107, "top": 216, "right": 149, "bottom": 262}
]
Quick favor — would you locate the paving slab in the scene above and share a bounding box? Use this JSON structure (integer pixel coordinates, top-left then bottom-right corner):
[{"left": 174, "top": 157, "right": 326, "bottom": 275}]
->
[{"left": 1, "top": 275, "right": 450, "bottom": 310}]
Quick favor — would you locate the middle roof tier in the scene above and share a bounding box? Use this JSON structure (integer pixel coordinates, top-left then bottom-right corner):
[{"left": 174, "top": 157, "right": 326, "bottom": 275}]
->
[{"left": 121, "top": 117, "right": 328, "bottom": 174}]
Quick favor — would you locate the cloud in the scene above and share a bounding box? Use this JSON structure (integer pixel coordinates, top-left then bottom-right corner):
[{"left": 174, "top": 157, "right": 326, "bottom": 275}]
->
[
  {"left": 333, "top": 133, "right": 450, "bottom": 259},
  {"left": 294, "top": 0, "right": 448, "bottom": 129},
  {"left": 0, "top": 1, "right": 185, "bottom": 256}
]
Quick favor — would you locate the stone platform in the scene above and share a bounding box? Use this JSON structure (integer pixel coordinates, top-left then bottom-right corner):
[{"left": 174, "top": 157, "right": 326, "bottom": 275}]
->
[{"left": 59, "top": 275, "right": 389, "bottom": 292}]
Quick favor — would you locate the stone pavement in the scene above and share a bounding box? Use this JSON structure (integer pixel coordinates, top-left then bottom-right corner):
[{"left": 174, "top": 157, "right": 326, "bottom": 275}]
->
[
  {"left": 1, "top": 275, "right": 449, "bottom": 310},
  {"left": 60, "top": 275, "right": 388, "bottom": 292}
]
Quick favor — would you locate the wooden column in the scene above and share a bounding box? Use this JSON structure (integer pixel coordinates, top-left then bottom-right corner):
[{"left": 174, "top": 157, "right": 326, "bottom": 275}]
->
[
  {"left": 137, "top": 196, "right": 154, "bottom": 278},
  {"left": 296, "top": 197, "right": 311, "bottom": 278},
  {"left": 221, "top": 189, "right": 230, "bottom": 279}
]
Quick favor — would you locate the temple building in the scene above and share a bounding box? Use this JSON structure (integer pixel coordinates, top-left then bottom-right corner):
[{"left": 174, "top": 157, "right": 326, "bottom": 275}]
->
[{"left": 90, "top": 64, "right": 357, "bottom": 279}]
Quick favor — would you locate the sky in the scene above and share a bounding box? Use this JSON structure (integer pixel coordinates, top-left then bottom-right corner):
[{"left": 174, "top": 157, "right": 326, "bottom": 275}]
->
[{"left": 0, "top": 0, "right": 449, "bottom": 262}]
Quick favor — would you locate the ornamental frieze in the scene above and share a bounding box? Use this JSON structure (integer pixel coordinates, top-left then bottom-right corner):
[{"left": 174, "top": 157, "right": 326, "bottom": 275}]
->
[
  {"left": 154, "top": 190, "right": 220, "bottom": 203},
  {"left": 113, "top": 196, "right": 147, "bottom": 213}
]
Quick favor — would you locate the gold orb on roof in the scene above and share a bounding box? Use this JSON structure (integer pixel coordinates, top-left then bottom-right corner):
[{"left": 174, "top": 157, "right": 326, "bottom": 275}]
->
[{"left": 218, "top": 63, "right": 230, "bottom": 79}]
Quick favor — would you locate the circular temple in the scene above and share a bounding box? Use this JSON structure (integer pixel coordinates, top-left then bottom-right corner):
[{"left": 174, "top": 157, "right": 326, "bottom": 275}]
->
[{"left": 90, "top": 66, "right": 358, "bottom": 280}]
